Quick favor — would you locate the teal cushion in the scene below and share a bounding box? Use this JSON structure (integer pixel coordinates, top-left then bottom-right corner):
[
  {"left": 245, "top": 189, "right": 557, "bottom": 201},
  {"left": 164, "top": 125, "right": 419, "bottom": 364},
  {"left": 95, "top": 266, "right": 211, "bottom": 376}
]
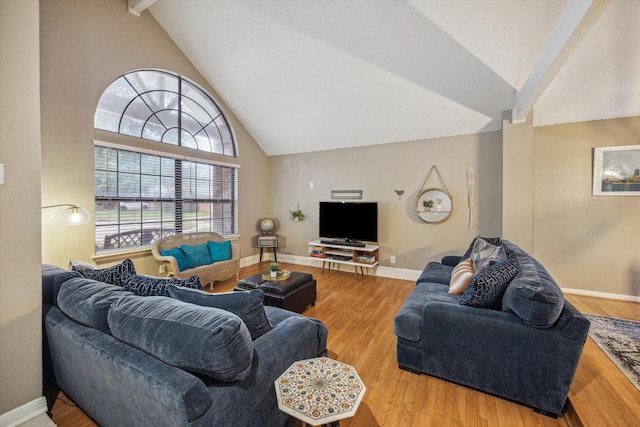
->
[
  {"left": 181, "top": 243, "right": 212, "bottom": 268},
  {"left": 207, "top": 240, "right": 232, "bottom": 262},
  {"left": 108, "top": 295, "right": 253, "bottom": 382},
  {"left": 160, "top": 247, "right": 190, "bottom": 272},
  {"left": 168, "top": 285, "right": 272, "bottom": 339}
]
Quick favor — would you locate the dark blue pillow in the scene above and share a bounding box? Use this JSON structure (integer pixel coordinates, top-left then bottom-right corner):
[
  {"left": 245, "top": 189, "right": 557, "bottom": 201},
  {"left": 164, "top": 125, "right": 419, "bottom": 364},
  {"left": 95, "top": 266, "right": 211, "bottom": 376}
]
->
[
  {"left": 160, "top": 247, "right": 190, "bottom": 272},
  {"left": 181, "top": 243, "right": 212, "bottom": 268},
  {"left": 81, "top": 258, "right": 136, "bottom": 287},
  {"left": 168, "top": 285, "right": 272, "bottom": 340},
  {"left": 123, "top": 274, "right": 203, "bottom": 297},
  {"left": 460, "top": 257, "right": 518, "bottom": 309},
  {"left": 207, "top": 240, "right": 232, "bottom": 262}
]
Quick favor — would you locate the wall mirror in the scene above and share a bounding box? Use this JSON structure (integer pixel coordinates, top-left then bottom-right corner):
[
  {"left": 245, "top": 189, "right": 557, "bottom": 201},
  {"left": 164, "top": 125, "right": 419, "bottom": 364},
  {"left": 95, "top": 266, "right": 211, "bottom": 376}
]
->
[{"left": 415, "top": 188, "right": 452, "bottom": 223}]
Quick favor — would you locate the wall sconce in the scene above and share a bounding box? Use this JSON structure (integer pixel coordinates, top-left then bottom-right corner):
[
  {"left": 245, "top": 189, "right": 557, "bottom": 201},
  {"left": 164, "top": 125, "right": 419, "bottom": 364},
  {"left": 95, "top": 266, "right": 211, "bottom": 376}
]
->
[{"left": 41, "top": 204, "right": 90, "bottom": 225}]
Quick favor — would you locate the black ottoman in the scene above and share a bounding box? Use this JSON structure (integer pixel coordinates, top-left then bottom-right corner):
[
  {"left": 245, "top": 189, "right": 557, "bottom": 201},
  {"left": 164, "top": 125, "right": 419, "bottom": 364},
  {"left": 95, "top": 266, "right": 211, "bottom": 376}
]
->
[{"left": 235, "top": 272, "right": 316, "bottom": 313}]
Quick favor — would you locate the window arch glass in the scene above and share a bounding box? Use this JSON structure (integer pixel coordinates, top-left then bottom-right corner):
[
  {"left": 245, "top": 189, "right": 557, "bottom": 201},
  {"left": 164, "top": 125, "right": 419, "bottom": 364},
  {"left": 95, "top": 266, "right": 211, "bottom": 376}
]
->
[
  {"left": 95, "top": 69, "right": 236, "bottom": 156},
  {"left": 93, "top": 69, "right": 238, "bottom": 252}
]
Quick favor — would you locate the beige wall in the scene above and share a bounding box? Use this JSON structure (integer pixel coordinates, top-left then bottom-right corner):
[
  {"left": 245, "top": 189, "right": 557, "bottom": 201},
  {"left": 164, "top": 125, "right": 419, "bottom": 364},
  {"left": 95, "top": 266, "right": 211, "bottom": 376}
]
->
[
  {"left": 0, "top": 0, "right": 43, "bottom": 415},
  {"left": 268, "top": 132, "right": 503, "bottom": 270},
  {"left": 533, "top": 117, "right": 640, "bottom": 298},
  {"left": 39, "top": 0, "right": 269, "bottom": 273}
]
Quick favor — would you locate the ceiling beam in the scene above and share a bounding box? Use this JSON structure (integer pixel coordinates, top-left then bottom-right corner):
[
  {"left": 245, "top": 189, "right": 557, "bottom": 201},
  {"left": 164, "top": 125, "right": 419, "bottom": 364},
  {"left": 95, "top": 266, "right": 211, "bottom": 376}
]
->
[
  {"left": 511, "top": 0, "right": 610, "bottom": 124},
  {"left": 128, "top": 0, "right": 157, "bottom": 17}
]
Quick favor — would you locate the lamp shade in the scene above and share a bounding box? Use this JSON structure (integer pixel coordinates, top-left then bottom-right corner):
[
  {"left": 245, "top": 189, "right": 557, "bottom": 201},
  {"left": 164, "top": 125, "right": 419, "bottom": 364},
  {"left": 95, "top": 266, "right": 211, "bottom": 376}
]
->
[{"left": 42, "top": 204, "right": 90, "bottom": 225}]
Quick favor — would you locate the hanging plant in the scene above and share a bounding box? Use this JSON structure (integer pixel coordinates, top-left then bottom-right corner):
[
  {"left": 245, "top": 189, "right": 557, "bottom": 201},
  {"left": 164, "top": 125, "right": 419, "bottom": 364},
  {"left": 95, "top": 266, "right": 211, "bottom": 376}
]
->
[{"left": 289, "top": 203, "right": 306, "bottom": 222}]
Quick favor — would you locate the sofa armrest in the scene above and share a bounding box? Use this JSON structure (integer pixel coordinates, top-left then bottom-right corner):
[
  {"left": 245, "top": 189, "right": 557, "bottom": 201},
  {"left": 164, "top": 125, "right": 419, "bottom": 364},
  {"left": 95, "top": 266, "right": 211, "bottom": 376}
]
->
[{"left": 441, "top": 255, "right": 462, "bottom": 266}]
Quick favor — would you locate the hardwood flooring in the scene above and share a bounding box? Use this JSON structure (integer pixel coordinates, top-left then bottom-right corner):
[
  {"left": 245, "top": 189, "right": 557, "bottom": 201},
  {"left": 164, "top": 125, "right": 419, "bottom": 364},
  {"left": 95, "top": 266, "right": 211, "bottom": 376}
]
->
[{"left": 48, "top": 263, "right": 639, "bottom": 427}]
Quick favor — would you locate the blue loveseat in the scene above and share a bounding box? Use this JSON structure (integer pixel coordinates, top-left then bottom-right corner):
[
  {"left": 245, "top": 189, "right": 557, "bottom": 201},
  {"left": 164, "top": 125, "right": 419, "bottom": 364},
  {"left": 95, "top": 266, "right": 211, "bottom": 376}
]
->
[
  {"left": 393, "top": 238, "right": 590, "bottom": 417},
  {"left": 42, "top": 264, "right": 328, "bottom": 427}
]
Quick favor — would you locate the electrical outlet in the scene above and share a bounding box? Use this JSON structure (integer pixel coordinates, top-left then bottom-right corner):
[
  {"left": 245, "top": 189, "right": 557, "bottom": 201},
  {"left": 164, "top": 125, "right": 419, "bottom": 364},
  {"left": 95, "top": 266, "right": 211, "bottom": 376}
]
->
[
  {"left": 390, "top": 256, "right": 396, "bottom": 264},
  {"left": 159, "top": 265, "right": 166, "bottom": 274}
]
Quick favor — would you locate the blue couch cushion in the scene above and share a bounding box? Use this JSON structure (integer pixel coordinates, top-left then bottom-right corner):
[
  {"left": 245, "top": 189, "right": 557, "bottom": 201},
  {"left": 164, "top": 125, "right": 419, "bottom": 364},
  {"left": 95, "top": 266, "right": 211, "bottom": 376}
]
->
[
  {"left": 459, "top": 256, "right": 518, "bottom": 309},
  {"left": 42, "top": 264, "right": 81, "bottom": 307},
  {"left": 207, "top": 240, "right": 232, "bottom": 262},
  {"left": 168, "top": 285, "right": 272, "bottom": 340},
  {"left": 160, "top": 247, "right": 190, "bottom": 272},
  {"left": 73, "top": 258, "right": 136, "bottom": 287},
  {"left": 123, "top": 274, "right": 203, "bottom": 297},
  {"left": 417, "top": 262, "right": 454, "bottom": 285},
  {"left": 501, "top": 241, "right": 565, "bottom": 328},
  {"left": 57, "top": 277, "right": 133, "bottom": 333},
  {"left": 108, "top": 296, "right": 253, "bottom": 382},
  {"left": 394, "top": 281, "right": 461, "bottom": 342}
]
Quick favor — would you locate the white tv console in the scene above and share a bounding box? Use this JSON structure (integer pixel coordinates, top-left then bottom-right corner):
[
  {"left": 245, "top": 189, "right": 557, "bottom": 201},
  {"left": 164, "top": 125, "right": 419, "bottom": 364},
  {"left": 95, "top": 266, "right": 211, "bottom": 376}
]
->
[{"left": 308, "top": 240, "right": 379, "bottom": 279}]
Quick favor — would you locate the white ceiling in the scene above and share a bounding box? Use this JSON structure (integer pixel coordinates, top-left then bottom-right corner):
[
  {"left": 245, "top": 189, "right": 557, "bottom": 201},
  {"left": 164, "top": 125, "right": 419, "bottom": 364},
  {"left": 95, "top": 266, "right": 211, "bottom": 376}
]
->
[{"left": 148, "top": 0, "right": 640, "bottom": 156}]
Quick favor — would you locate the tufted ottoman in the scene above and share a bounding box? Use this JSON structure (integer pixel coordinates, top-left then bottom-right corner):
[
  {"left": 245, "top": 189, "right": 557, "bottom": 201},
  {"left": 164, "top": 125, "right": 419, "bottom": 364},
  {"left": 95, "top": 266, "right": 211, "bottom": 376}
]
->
[{"left": 235, "top": 272, "right": 316, "bottom": 313}]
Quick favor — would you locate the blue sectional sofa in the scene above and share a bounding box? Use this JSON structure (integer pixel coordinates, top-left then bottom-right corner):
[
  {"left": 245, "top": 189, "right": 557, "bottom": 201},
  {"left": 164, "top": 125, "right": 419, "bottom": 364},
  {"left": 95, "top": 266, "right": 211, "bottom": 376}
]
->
[
  {"left": 42, "top": 264, "right": 328, "bottom": 427},
  {"left": 394, "top": 238, "right": 590, "bottom": 417}
]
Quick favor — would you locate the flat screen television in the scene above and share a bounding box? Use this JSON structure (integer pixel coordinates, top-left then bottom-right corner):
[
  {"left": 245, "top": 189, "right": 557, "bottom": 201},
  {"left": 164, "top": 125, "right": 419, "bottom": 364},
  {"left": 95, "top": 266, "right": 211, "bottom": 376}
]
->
[{"left": 319, "top": 201, "right": 378, "bottom": 244}]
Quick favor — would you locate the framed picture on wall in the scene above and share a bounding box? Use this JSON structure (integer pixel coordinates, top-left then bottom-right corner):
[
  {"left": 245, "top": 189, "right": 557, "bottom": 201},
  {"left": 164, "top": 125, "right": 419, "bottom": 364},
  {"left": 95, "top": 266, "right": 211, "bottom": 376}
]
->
[{"left": 592, "top": 145, "right": 640, "bottom": 196}]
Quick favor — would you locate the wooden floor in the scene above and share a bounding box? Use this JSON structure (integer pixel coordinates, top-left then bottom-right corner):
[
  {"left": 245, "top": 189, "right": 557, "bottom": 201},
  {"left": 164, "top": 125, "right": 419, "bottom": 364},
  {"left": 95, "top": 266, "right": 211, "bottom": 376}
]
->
[{"left": 48, "top": 263, "right": 640, "bottom": 427}]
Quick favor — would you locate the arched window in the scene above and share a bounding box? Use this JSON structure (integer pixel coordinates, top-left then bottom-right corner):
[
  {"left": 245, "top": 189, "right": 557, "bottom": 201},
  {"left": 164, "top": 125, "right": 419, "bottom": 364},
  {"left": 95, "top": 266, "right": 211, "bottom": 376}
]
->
[{"left": 94, "top": 69, "right": 238, "bottom": 251}]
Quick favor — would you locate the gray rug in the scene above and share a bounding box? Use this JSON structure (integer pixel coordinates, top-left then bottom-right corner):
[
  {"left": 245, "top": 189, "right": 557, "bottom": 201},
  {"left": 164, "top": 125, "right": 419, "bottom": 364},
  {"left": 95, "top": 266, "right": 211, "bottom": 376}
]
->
[{"left": 584, "top": 314, "right": 640, "bottom": 391}]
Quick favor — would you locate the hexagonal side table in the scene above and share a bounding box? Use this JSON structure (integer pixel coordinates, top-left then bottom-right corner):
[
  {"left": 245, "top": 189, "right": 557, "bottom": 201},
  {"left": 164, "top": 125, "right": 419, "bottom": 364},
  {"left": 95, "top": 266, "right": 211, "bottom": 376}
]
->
[{"left": 275, "top": 357, "right": 366, "bottom": 426}]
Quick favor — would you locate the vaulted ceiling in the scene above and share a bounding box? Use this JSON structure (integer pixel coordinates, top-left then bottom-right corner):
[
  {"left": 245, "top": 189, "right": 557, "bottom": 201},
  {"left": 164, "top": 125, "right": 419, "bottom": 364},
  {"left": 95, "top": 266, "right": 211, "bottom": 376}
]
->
[{"left": 146, "top": 1, "right": 640, "bottom": 156}]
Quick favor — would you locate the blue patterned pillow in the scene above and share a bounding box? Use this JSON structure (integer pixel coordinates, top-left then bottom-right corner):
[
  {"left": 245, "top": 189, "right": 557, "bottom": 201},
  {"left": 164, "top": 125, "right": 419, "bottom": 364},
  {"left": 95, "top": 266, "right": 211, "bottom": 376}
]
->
[
  {"left": 160, "top": 247, "right": 190, "bottom": 272},
  {"left": 168, "top": 285, "right": 272, "bottom": 340},
  {"left": 123, "top": 274, "right": 203, "bottom": 297},
  {"left": 181, "top": 243, "right": 212, "bottom": 268},
  {"left": 81, "top": 258, "right": 136, "bottom": 287},
  {"left": 460, "top": 257, "right": 518, "bottom": 309}
]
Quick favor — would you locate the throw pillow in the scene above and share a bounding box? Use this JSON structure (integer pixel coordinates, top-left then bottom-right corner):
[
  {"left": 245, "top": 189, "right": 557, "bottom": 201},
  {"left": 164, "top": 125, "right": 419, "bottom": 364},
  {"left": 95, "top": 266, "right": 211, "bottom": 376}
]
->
[
  {"left": 123, "top": 274, "right": 203, "bottom": 297},
  {"left": 469, "top": 238, "right": 507, "bottom": 272},
  {"left": 181, "top": 243, "right": 212, "bottom": 268},
  {"left": 108, "top": 295, "right": 253, "bottom": 382},
  {"left": 459, "top": 257, "right": 518, "bottom": 309},
  {"left": 448, "top": 259, "right": 475, "bottom": 294},
  {"left": 69, "top": 259, "right": 96, "bottom": 275},
  {"left": 78, "top": 258, "right": 136, "bottom": 287},
  {"left": 168, "top": 285, "right": 272, "bottom": 340},
  {"left": 160, "top": 247, "right": 190, "bottom": 272},
  {"left": 461, "top": 236, "right": 501, "bottom": 261},
  {"left": 207, "top": 240, "right": 232, "bottom": 262}
]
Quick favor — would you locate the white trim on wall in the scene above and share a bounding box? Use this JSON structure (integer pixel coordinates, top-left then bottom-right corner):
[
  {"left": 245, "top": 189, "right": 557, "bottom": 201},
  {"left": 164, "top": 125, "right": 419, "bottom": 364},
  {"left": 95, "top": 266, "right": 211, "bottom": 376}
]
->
[{"left": 0, "top": 397, "right": 50, "bottom": 427}]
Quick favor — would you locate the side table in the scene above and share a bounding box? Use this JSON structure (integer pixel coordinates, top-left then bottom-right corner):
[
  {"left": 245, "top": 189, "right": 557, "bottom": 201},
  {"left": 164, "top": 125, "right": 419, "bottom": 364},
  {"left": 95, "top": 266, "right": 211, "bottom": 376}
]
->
[
  {"left": 258, "top": 235, "right": 278, "bottom": 264},
  {"left": 275, "top": 357, "right": 366, "bottom": 426}
]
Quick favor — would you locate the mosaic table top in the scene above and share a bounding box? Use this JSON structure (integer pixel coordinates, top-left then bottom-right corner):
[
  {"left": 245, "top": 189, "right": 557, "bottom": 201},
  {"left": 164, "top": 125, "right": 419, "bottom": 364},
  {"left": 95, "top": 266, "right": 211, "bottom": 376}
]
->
[{"left": 274, "top": 357, "right": 366, "bottom": 425}]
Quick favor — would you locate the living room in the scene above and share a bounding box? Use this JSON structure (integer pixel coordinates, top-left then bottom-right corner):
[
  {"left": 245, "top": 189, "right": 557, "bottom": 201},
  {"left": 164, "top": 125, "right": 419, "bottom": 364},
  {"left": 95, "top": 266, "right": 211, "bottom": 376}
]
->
[{"left": 1, "top": 1, "right": 638, "bottom": 426}]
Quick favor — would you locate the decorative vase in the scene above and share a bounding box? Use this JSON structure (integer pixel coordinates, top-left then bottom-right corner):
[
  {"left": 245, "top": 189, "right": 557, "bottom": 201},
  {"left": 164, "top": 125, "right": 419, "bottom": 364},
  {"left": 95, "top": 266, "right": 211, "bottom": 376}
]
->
[{"left": 270, "top": 270, "right": 277, "bottom": 278}]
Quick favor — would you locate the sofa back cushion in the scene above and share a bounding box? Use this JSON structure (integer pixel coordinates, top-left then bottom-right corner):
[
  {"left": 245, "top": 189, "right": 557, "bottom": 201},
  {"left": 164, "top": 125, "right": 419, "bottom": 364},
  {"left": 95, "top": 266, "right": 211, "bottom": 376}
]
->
[
  {"left": 167, "top": 285, "right": 272, "bottom": 340},
  {"left": 42, "top": 264, "right": 82, "bottom": 307},
  {"left": 500, "top": 240, "right": 565, "bottom": 328},
  {"left": 57, "top": 277, "right": 133, "bottom": 333},
  {"left": 108, "top": 296, "right": 253, "bottom": 382}
]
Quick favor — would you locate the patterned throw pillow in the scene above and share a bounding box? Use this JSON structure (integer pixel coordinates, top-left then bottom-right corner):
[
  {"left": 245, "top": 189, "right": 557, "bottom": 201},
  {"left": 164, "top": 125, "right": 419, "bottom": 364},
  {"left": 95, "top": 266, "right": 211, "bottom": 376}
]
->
[
  {"left": 461, "top": 236, "right": 501, "bottom": 261},
  {"left": 123, "top": 274, "right": 203, "bottom": 297},
  {"left": 448, "top": 259, "right": 475, "bottom": 294},
  {"left": 469, "top": 238, "right": 507, "bottom": 272},
  {"left": 168, "top": 285, "right": 272, "bottom": 340},
  {"left": 78, "top": 258, "right": 136, "bottom": 287},
  {"left": 459, "top": 257, "right": 518, "bottom": 309}
]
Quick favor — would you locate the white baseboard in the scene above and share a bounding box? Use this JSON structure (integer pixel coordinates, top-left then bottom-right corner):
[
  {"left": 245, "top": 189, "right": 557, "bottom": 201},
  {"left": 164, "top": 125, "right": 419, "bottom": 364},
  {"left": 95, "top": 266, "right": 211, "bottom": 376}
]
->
[
  {"left": 240, "top": 254, "right": 639, "bottom": 301},
  {"left": 0, "top": 397, "right": 50, "bottom": 427},
  {"left": 561, "top": 287, "right": 640, "bottom": 303}
]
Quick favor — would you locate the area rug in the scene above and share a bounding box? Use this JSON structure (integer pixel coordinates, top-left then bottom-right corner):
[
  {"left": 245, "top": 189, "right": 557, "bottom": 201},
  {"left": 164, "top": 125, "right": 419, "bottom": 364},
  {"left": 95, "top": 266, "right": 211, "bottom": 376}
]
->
[{"left": 584, "top": 313, "right": 640, "bottom": 391}]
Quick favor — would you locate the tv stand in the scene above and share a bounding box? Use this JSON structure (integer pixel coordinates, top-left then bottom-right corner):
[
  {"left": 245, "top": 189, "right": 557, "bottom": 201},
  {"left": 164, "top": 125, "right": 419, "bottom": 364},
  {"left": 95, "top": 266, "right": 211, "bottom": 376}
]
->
[{"left": 309, "top": 240, "right": 378, "bottom": 279}]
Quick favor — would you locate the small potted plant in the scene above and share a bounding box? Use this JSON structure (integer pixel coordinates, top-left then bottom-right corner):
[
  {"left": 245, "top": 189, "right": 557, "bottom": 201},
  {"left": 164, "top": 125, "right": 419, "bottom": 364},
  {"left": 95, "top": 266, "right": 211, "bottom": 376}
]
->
[
  {"left": 289, "top": 202, "right": 306, "bottom": 222},
  {"left": 269, "top": 262, "right": 280, "bottom": 278},
  {"left": 422, "top": 200, "right": 434, "bottom": 212}
]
